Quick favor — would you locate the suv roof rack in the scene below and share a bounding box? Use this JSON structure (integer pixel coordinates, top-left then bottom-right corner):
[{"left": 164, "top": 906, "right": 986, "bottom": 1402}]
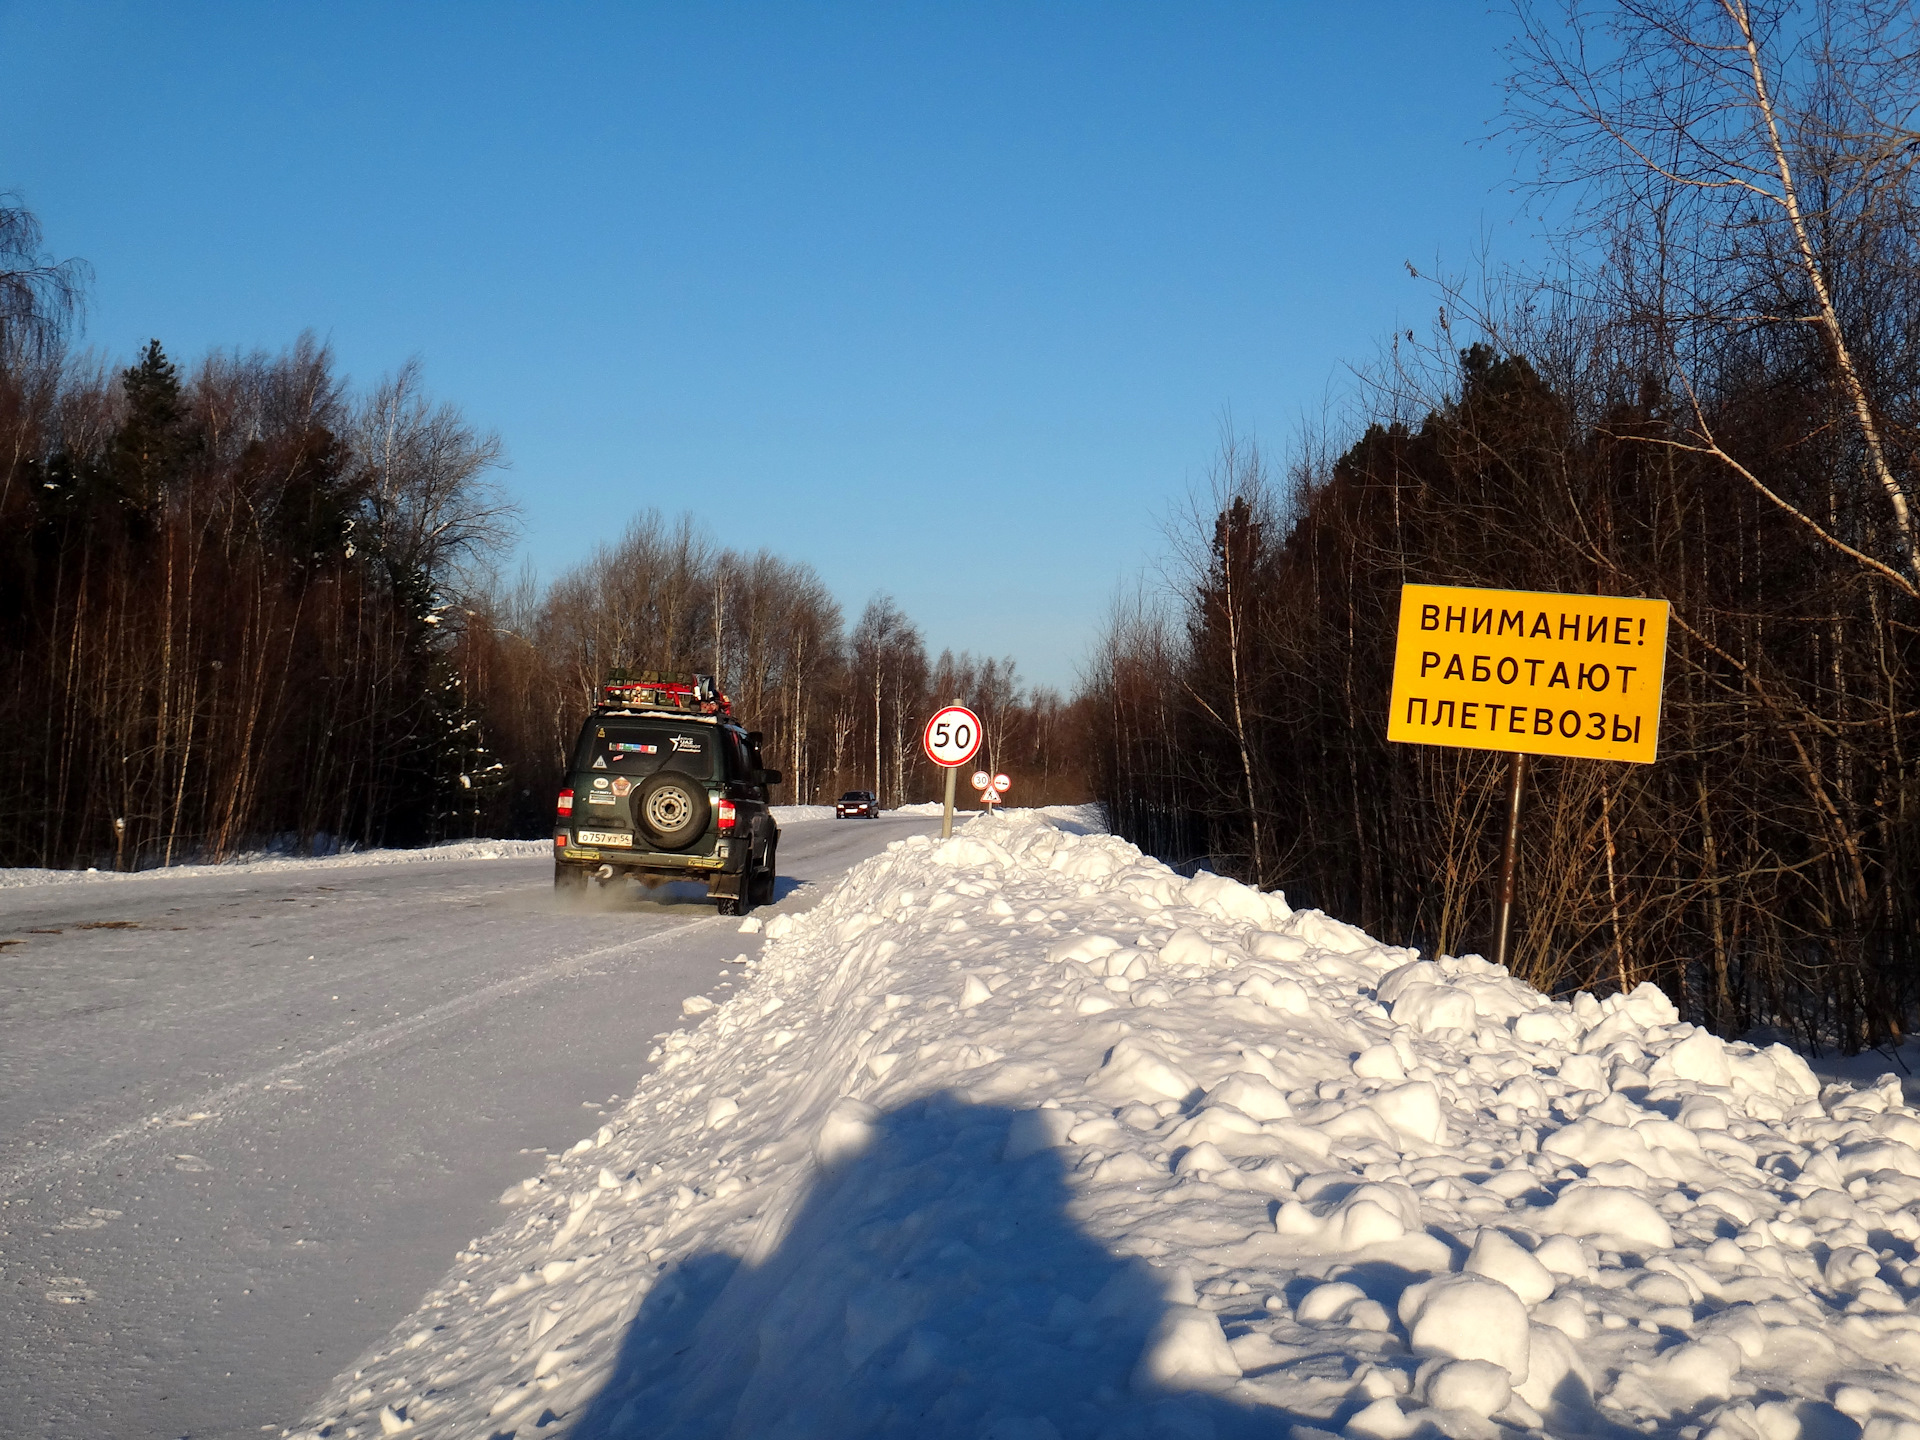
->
[{"left": 597, "top": 671, "right": 734, "bottom": 718}]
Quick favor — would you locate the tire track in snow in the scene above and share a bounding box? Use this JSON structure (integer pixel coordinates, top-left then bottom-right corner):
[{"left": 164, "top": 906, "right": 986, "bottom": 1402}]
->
[{"left": 0, "top": 912, "right": 728, "bottom": 1195}]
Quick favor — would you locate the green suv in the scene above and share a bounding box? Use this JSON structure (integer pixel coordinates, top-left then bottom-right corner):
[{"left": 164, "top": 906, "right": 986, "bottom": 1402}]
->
[{"left": 553, "top": 674, "right": 781, "bottom": 915}]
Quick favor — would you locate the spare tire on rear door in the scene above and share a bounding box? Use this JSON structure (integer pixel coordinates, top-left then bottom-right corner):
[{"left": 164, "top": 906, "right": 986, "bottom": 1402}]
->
[{"left": 636, "top": 770, "right": 710, "bottom": 850}]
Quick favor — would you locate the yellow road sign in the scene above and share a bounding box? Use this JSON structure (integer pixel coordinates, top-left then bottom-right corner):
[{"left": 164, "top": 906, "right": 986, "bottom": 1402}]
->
[{"left": 1387, "top": 584, "right": 1670, "bottom": 763}]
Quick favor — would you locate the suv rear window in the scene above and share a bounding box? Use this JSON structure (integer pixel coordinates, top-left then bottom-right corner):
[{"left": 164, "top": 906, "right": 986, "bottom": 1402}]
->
[
  {"left": 723, "top": 730, "right": 753, "bottom": 782},
  {"left": 574, "top": 722, "right": 717, "bottom": 781}
]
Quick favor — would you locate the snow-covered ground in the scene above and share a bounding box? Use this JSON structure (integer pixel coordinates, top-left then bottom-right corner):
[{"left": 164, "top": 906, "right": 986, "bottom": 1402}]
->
[
  {"left": 0, "top": 806, "right": 1089, "bottom": 893},
  {"left": 288, "top": 808, "right": 1920, "bottom": 1440},
  {"left": 0, "top": 837, "right": 557, "bottom": 888},
  {"left": 0, "top": 807, "right": 848, "bottom": 889},
  {"left": 0, "top": 813, "right": 943, "bottom": 1439}
]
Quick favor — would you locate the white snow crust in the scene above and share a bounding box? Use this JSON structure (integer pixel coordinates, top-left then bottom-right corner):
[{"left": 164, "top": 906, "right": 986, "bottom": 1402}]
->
[
  {"left": 0, "top": 806, "right": 883, "bottom": 886},
  {"left": 293, "top": 810, "right": 1920, "bottom": 1440},
  {"left": 0, "top": 837, "right": 556, "bottom": 888},
  {"left": 769, "top": 805, "right": 838, "bottom": 824},
  {"left": 0, "top": 806, "right": 1099, "bottom": 889}
]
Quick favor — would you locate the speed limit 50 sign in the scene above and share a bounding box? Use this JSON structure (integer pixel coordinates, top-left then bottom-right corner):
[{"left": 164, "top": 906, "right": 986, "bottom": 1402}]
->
[{"left": 923, "top": 705, "right": 983, "bottom": 768}]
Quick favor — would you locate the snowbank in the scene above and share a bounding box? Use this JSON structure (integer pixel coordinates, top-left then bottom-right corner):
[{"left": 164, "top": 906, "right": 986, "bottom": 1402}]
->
[
  {"left": 769, "top": 805, "right": 838, "bottom": 824},
  {"left": 888, "top": 800, "right": 1105, "bottom": 827},
  {"left": 0, "top": 838, "right": 554, "bottom": 889},
  {"left": 297, "top": 811, "right": 1919, "bottom": 1440}
]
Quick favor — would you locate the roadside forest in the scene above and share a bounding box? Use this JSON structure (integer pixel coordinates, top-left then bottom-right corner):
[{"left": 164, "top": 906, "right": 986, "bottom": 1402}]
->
[
  {"left": 1085, "top": 0, "right": 1920, "bottom": 1049},
  {"left": 0, "top": 199, "right": 1083, "bottom": 872},
  {"left": 464, "top": 523, "right": 1087, "bottom": 839}
]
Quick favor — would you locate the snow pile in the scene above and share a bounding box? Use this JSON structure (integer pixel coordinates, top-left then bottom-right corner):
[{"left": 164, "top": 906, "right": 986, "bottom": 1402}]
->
[
  {"left": 887, "top": 800, "right": 1105, "bottom": 826},
  {"left": 769, "top": 805, "right": 838, "bottom": 824},
  {"left": 296, "top": 811, "right": 1920, "bottom": 1440},
  {"left": 0, "top": 837, "right": 555, "bottom": 888}
]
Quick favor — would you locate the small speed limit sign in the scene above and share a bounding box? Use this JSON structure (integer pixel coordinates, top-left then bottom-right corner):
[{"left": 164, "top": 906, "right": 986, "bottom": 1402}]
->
[{"left": 923, "top": 705, "right": 983, "bottom": 768}]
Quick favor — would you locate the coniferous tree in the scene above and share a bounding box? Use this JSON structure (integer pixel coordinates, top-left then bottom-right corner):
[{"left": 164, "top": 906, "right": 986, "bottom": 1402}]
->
[{"left": 109, "top": 339, "right": 191, "bottom": 513}]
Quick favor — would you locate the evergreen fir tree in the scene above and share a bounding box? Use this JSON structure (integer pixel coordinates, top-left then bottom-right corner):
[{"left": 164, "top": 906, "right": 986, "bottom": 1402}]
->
[{"left": 108, "top": 339, "right": 191, "bottom": 510}]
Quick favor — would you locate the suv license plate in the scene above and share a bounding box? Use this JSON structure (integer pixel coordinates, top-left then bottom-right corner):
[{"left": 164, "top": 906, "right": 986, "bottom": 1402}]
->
[{"left": 574, "top": 830, "right": 632, "bottom": 846}]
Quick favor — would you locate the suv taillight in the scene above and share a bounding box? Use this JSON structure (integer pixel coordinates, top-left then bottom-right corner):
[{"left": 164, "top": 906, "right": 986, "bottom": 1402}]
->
[
  {"left": 717, "top": 798, "right": 737, "bottom": 830},
  {"left": 557, "top": 789, "right": 574, "bottom": 816}
]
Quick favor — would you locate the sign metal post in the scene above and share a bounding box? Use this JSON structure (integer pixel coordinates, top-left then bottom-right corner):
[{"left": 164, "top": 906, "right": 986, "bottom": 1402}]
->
[
  {"left": 923, "top": 700, "right": 983, "bottom": 840},
  {"left": 1491, "top": 753, "right": 1527, "bottom": 970}
]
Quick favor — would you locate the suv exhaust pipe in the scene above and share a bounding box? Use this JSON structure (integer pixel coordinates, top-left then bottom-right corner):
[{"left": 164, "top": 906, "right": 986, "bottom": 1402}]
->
[{"left": 594, "top": 864, "right": 615, "bottom": 881}]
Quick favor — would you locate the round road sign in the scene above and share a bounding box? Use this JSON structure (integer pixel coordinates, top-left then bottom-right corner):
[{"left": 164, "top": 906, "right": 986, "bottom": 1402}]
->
[
  {"left": 924, "top": 705, "right": 983, "bottom": 768},
  {"left": 992, "top": 773, "right": 1011, "bottom": 793}
]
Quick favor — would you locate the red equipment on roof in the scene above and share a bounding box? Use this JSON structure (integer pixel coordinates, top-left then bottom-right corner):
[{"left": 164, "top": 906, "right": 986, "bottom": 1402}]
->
[{"left": 598, "top": 672, "right": 732, "bottom": 717}]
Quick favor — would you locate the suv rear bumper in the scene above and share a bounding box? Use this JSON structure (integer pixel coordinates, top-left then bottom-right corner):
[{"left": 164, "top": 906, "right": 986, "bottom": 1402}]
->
[{"left": 556, "top": 841, "right": 735, "bottom": 876}]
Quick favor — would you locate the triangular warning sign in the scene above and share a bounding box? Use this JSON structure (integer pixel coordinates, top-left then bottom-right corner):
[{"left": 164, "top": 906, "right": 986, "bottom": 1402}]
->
[{"left": 592, "top": 755, "right": 607, "bottom": 769}]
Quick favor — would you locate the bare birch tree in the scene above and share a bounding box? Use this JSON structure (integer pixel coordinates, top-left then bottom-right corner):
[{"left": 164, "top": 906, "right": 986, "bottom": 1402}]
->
[
  {"left": 0, "top": 193, "right": 88, "bottom": 364},
  {"left": 1508, "top": 0, "right": 1920, "bottom": 592}
]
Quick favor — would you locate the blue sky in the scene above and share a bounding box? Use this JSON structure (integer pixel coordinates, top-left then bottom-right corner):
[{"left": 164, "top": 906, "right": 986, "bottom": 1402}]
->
[{"left": 1, "top": 2, "right": 1539, "bottom": 690}]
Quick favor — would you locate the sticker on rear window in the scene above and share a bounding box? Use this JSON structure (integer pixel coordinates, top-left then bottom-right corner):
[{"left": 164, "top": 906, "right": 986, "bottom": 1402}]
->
[
  {"left": 591, "top": 755, "right": 607, "bottom": 769},
  {"left": 608, "top": 742, "right": 659, "bottom": 754}
]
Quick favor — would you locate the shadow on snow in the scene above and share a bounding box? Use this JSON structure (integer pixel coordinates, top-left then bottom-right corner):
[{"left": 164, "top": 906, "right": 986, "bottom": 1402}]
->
[{"left": 561, "top": 1096, "right": 1308, "bottom": 1440}]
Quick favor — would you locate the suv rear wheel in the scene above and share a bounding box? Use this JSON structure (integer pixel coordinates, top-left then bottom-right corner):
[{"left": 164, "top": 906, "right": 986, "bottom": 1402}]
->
[
  {"left": 715, "top": 858, "right": 751, "bottom": 916},
  {"left": 715, "top": 839, "right": 775, "bottom": 917},
  {"left": 751, "top": 839, "right": 777, "bottom": 906}
]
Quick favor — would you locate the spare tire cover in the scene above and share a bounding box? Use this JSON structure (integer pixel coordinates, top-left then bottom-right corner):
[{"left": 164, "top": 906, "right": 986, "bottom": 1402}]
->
[{"left": 636, "top": 771, "right": 710, "bottom": 851}]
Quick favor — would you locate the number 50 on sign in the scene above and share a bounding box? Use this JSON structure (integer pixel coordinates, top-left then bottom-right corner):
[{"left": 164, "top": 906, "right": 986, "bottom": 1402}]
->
[
  {"left": 1387, "top": 584, "right": 1670, "bottom": 764},
  {"left": 923, "top": 705, "right": 983, "bottom": 768}
]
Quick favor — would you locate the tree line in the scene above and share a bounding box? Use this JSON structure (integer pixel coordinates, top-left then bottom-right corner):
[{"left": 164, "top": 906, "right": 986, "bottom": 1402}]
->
[
  {"left": 460, "top": 518, "right": 1089, "bottom": 838},
  {"left": 0, "top": 198, "right": 1086, "bottom": 870},
  {"left": 1082, "top": 0, "right": 1920, "bottom": 1050}
]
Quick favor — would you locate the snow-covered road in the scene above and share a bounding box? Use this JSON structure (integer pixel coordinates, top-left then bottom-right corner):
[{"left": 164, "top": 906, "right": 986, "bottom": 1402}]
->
[{"left": 0, "top": 812, "right": 941, "bottom": 1439}]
